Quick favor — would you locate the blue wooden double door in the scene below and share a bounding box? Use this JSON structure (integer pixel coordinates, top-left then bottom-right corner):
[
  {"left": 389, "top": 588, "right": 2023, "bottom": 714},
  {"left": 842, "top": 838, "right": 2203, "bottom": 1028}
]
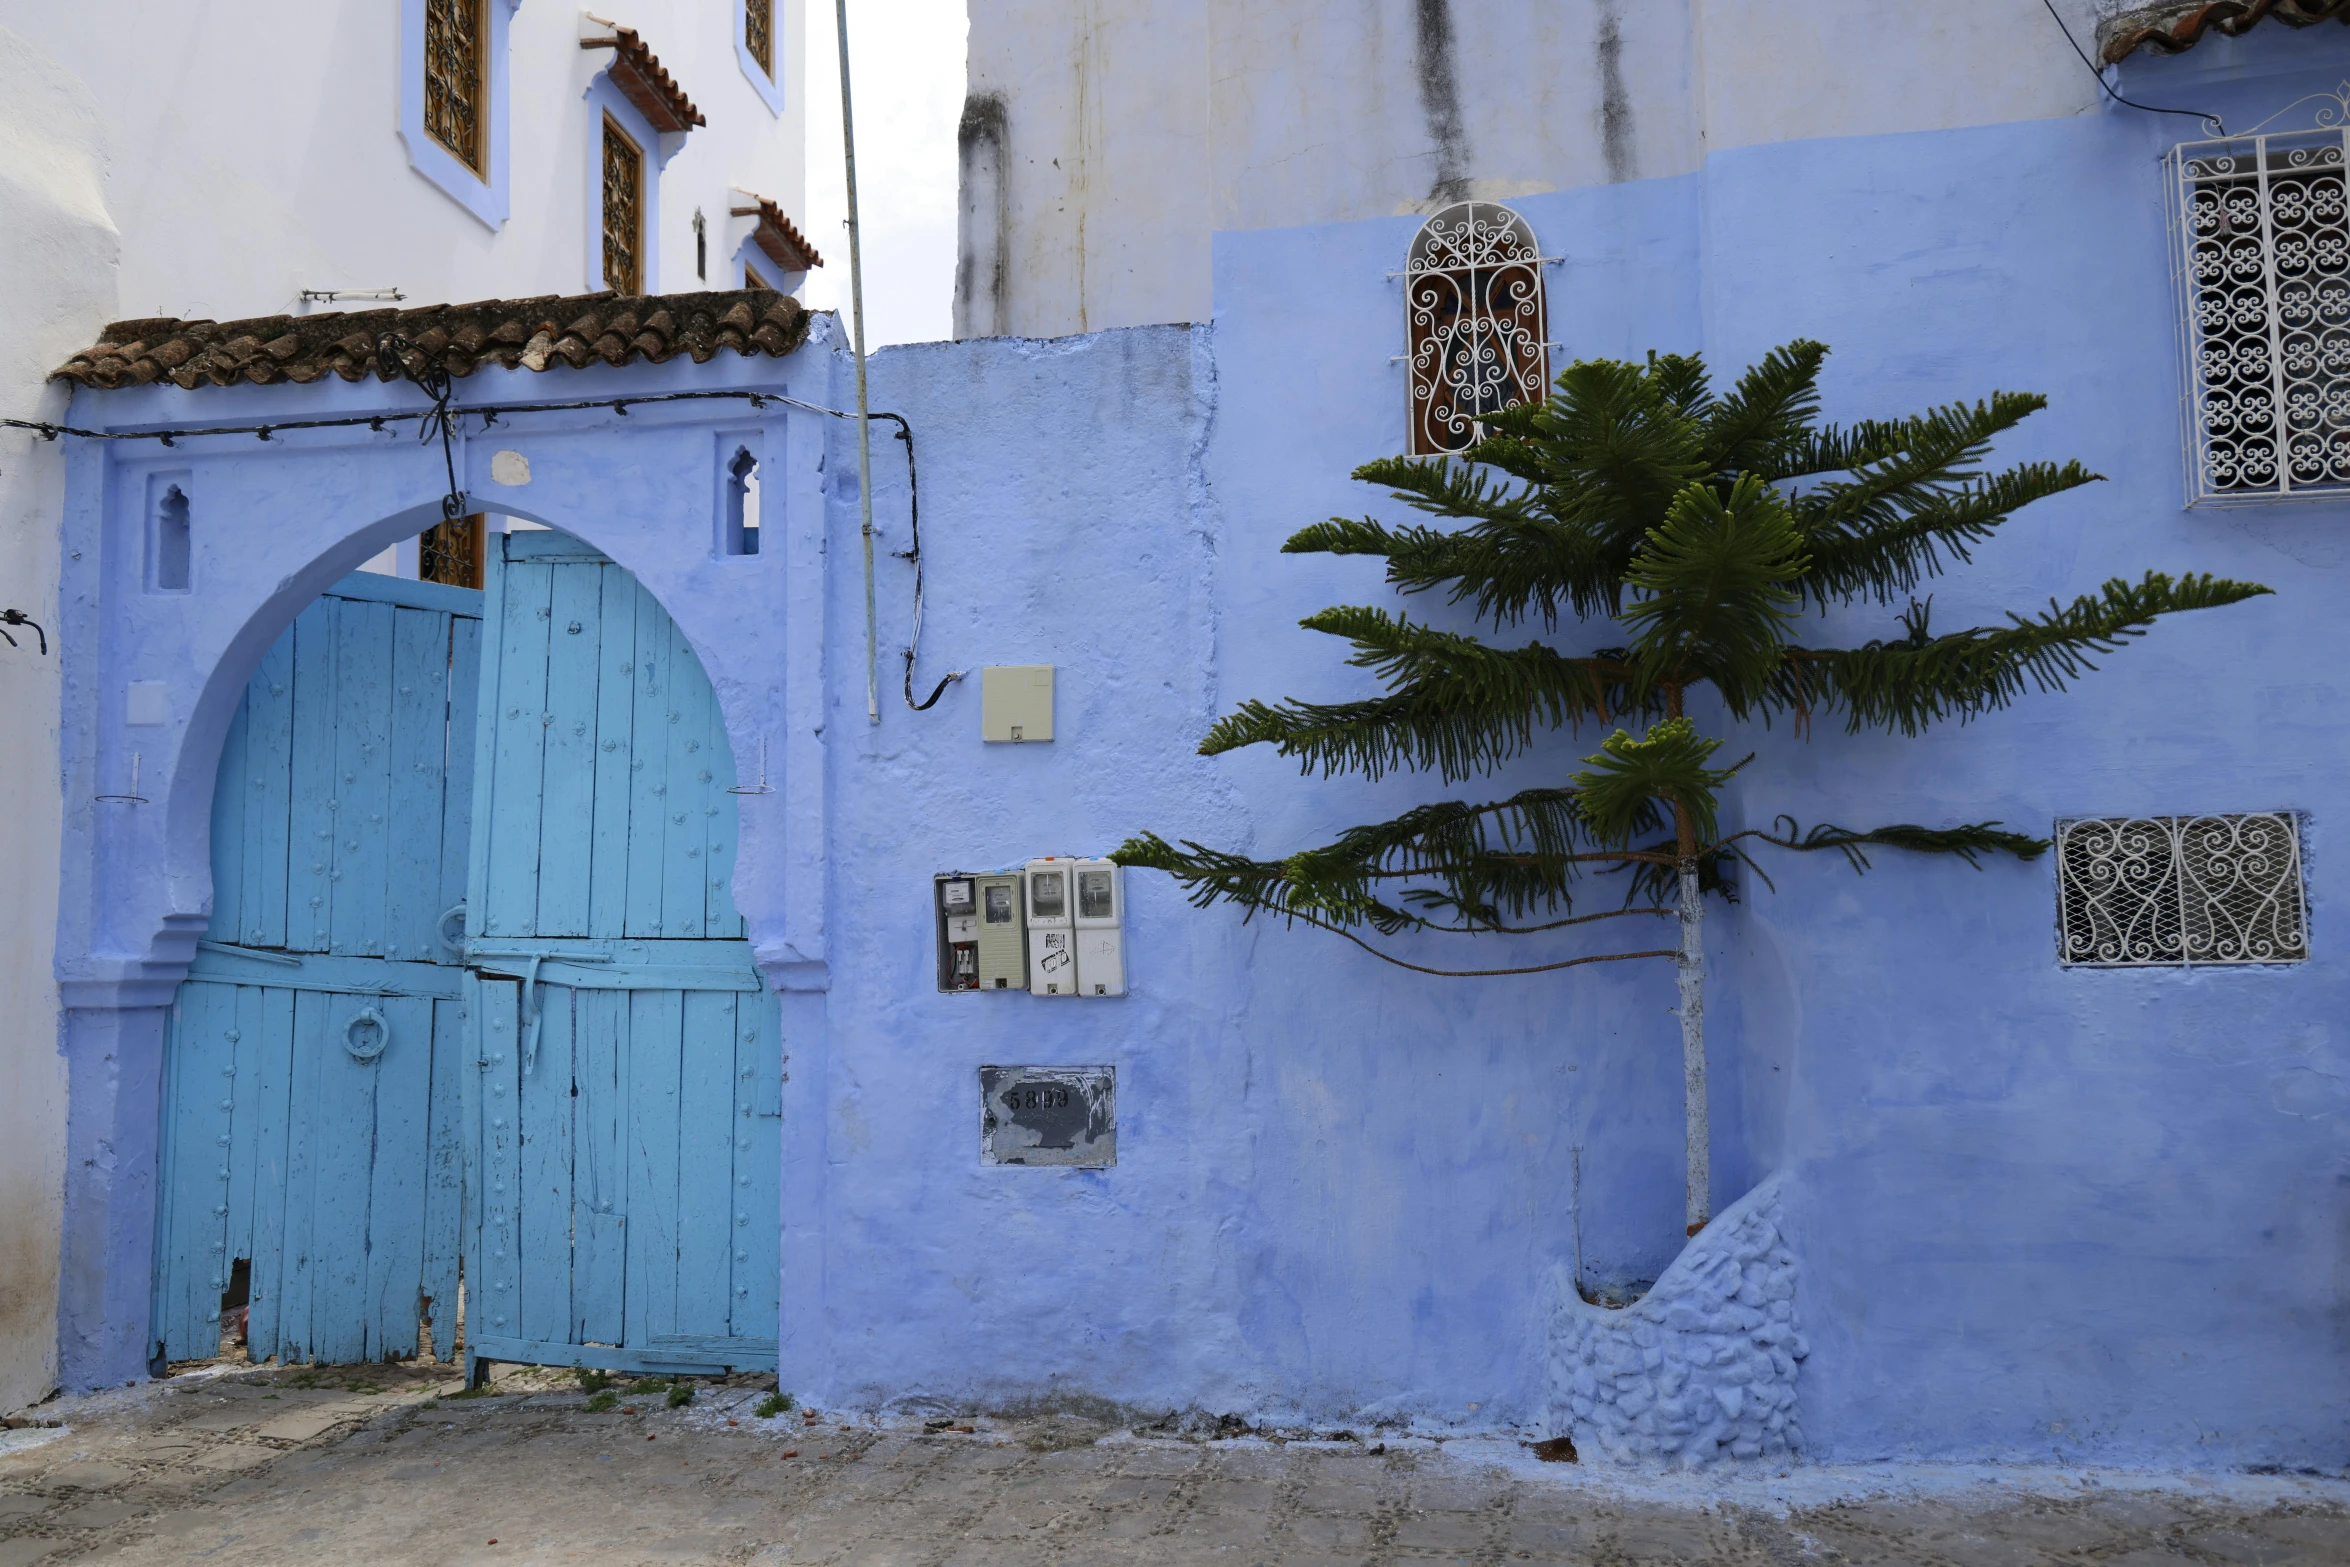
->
[{"left": 155, "top": 532, "right": 779, "bottom": 1376}]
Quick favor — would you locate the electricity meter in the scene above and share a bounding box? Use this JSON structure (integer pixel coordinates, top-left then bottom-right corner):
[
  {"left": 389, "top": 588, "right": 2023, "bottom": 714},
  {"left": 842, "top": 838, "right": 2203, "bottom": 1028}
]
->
[
  {"left": 935, "top": 875, "right": 980, "bottom": 992},
  {"left": 1024, "top": 859, "right": 1076, "bottom": 995},
  {"left": 1071, "top": 858, "right": 1125, "bottom": 996},
  {"left": 973, "top": 872, "right": 1028, "bottom": 990}
]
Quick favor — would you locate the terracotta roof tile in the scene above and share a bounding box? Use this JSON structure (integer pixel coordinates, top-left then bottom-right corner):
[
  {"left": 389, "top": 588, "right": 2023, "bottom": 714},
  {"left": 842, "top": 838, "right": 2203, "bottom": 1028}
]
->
[
  {"left": 2099, "top": 0, "right": 2350, "bottom": 62},
  {"left": 581, "top": 25, "right": 705, "bottom": 133},
  {"left": 51, "top": 288, "right": 810, "bottom": 392},
  {"left": 731, "top": 192, "right": 825, "bottom": 273}
]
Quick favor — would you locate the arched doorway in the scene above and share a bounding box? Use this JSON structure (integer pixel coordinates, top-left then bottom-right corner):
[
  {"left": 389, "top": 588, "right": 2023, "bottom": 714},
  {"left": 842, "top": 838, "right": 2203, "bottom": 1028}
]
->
[{"left": 151, "top": 528, "right": 780, "bottom": 1379}]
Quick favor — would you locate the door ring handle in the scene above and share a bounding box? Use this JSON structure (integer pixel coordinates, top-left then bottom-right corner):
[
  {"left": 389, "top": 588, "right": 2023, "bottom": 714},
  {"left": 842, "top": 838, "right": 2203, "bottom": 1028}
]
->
[
  {"left": 438, "top": 903, "right": 468, "bottom": 956},
  {"left": 345, "top": 1007, "right": 390, "bottom": 1064}
]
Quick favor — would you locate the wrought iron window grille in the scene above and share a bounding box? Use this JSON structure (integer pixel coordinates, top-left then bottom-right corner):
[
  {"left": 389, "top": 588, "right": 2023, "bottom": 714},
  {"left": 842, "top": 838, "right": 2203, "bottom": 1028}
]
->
[
  {"left": 601, "top": 115, "right": 645, "bottom": 295},
  {"left": 424, "top": 0, "right": 488, "bottom": 175},
  {"left": 2170, "top": 85, "right": 2350, "bottom": 506},
  {"left": 1400, "top": 202, "right": 1554, "bottom": 456},
  {"left": 2056, "top": 813, "right": 2308, "bottom": 967},
  {"left": 745, "top": 0, "right": 774, "bottom": 80}
]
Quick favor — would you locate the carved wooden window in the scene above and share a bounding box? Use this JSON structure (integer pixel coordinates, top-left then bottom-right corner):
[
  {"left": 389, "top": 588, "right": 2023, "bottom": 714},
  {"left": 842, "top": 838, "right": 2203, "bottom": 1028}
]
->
[
  {"left": 424, "top": 0, "right": 487, "bottom": 174},
  {"left": 745, "top": 0, "right": 774, "bottom": 79},
  {"left": 420, "top": 514, "right": 484, "bottom": 590},
  {"left": 2057, "top": 814, "right": 2307, "bottom": 966},
  {"left": 1405, "top": 202, "right": 1549, "bottom": 456},
  {"left": 602, "top": 116, "right": 644, "bottom": 295},
  {"left": 2172, "top": 122, "right": 2350, "bottom": 502}
]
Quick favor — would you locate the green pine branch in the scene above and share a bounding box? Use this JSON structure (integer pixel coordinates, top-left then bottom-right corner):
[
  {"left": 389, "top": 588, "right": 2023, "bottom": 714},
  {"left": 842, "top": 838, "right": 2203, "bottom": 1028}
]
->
[
  {"left": 1621, "top": 475, "right": 1809, "bottom": 711},
  {"left": 1113, "top": 786, "right": 1654, "bottom": 933},
  {"left": 1801, "top": 572, "right": 2273, "bottom": 735},
  {"left": 1701, "top": 340, "right": 1827, "bottom": 478},
  {"left": 1751, "top": 816, "right": 2050, "bottom": 872},
  {"left": 1799, "top": 459, "right": 2102, "bottom": 606},
  {"left": 1199, "top": 608, "right": 1628, "bottom": 782},
  {"left": 1570, "top": 719, "right": 1736, "bottom": 848}
]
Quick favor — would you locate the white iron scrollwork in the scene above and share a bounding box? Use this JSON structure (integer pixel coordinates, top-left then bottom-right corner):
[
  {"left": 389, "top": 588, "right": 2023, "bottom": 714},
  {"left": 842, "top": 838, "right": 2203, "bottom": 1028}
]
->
[
  {"left": 1404, "top": 202, "right": 1550, "bottom": 456},
  {"left": 2172, "top": 91, "right": 2350, "bottom": 505},
  {"left": 2056, "top": 813, "right": 2307, "bottom": 966}
]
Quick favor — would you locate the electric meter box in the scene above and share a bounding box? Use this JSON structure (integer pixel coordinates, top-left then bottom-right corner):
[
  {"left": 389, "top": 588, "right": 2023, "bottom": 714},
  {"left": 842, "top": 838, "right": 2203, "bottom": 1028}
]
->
[
  {"left": 982, "top": 665, "right": 1054, "bottom": 743},
  {"left": 934, "top": 874, "right": 981, "bottom": 992},
  {"left": 973, "top": 872, "right": 1028, "bottom": 990},
  {"left": 1023, "top": 859, "right": 1077, "bottom": 995},
  {"left": 1070, "top": 859, "right": 1125, "bottom": 996}
]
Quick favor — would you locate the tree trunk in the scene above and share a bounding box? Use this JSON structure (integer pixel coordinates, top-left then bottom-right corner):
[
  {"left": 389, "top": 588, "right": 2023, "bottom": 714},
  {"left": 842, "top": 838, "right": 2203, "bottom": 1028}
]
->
[{"left": 1677, "top": 857, "right": 1710, "bottom": 1234}]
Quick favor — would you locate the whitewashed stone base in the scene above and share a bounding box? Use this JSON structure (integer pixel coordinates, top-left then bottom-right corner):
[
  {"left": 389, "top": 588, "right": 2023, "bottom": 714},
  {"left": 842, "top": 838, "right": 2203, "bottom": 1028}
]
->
[{"left": 1545, "top": 1173, "right": 1805, "bottom": 1468}]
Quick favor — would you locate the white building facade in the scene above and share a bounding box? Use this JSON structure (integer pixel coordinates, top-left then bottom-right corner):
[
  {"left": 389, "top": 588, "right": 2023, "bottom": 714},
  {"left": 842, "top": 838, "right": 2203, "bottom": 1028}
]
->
[{"left": 0, "top": 0, "right": 812, "bottom": 1415}]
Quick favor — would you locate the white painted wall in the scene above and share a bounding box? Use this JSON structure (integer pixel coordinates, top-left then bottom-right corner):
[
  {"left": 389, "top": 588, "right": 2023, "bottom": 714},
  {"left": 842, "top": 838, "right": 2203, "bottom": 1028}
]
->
[
  {"left": 961, "top": 0, "right": 2110, "bottom": 339},
  {"left": 0, "top": 0, "right": 806, "bottom": 1412}
]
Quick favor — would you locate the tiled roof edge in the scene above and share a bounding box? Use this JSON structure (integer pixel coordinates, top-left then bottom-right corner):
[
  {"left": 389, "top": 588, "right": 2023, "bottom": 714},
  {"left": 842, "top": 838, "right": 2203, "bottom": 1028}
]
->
[
  {"left": 730, "top": 193, "right": 826, "bottom": 272},
  {"left": 582, "top": 25, "right": 706, "bottom": 133},
  {"left": 2099, "top": 0, "right": 2350, "bottom": 62},
  {"left": 51, "top": 288, "right": 810, "bottom": 392}
]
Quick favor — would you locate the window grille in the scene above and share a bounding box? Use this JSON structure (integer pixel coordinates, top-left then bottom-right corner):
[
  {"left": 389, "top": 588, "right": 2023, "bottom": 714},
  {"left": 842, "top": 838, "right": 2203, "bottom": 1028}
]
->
[
  {"left": 745, "top": 0, "right": 774, "bottom": 80},
  {"left": 424, "top": 0, "right": 487, "bottom": 174},
  {"left": 1404, "top": 202, "right": 1549, "bottom": 456},
  {"left": 420, "top": 513, "right": 483, "bottom": 589},
  {"left": 2171, "top": 122, "right": 2350, "bottom": 503},
  {"left": 2057, "top": 814, "right": 2307, "bottom": 967},
  {"left": 602, "top": 116, "right": 644, "bottom": 295}
]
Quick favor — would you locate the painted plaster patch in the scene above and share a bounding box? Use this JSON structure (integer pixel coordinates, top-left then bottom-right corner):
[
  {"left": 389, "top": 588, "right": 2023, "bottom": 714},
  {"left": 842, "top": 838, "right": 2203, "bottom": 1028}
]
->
[
  {"left": 1547, "top": 1174, "right": 1803, "bottom": 1469},
  {"left": 490, "top": 450, "right": 531, "bottom": 486}
]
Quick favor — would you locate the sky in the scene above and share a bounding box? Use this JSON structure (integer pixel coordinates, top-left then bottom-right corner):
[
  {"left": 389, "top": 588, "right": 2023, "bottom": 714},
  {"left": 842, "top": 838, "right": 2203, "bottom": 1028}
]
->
[{"left": 796, "top": 0, "right": 967, "bottom": 347}]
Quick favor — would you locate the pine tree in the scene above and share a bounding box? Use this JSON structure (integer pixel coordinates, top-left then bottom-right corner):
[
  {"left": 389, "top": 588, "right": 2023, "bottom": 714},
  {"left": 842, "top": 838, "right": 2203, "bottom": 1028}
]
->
[{"left": 1116, "top": 343, "right": 2270, "bottom": 1234}]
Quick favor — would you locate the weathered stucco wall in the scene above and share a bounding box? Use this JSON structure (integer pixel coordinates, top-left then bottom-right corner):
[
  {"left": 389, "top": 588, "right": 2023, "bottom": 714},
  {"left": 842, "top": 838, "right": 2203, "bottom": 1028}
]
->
[
  {"left": 0, "top": 23, "right": 117, "bottom": 1420},
  {"left": 960, "top": 0, "right": 2108, "bottom": 338},
  {"left": 41, "top": 25, "right": 2350, "bottom": 1470}
]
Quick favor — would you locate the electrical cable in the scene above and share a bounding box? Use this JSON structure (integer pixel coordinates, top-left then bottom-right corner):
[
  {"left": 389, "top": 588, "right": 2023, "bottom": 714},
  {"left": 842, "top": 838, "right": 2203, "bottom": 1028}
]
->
[
  {"left": 2040, "top": 0, "right": 2225, "bottom": 135},
  {"left": 4, "top": 376, "right": 959, "bottom": 706}
]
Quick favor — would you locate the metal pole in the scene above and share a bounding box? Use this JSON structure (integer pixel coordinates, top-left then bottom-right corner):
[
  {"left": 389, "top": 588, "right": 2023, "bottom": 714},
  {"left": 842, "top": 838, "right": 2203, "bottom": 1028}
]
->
[{"left": 836, "top": 0, "right": 880, "bottom": 724}]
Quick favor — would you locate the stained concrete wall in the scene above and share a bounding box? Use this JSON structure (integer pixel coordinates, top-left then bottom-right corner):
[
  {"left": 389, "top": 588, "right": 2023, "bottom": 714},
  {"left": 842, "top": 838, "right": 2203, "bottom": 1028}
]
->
[{"left": 959, "top": 0, "right": 2110, "bottom": 338}]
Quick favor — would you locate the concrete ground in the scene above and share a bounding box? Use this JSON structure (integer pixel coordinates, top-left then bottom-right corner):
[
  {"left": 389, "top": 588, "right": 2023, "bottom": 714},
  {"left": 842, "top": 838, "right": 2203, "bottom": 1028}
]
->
[{"left": 0, "top": 1361, "right": 2339, "bottom": 1565}]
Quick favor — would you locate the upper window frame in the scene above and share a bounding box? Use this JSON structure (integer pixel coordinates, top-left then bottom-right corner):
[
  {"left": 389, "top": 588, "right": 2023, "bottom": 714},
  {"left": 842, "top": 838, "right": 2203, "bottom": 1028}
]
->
[
  {"left": 1402, "top": 201, "right": 1552, "bottom": 457},
  {"left": 399, "top": 0, "right": 516, "bottom": 230},
  {"left": 737, "top": 0, "right": 787, "bottom": 115},
  {"left": 581, "top": 76, "right": 678, "bottom": 295}
]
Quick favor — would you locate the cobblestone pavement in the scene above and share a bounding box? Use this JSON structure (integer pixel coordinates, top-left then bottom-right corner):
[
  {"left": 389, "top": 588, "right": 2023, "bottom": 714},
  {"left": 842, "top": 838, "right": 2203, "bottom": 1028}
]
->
[{"left": 0, "top": 1361, "right": 2338, "bottom": 1565}]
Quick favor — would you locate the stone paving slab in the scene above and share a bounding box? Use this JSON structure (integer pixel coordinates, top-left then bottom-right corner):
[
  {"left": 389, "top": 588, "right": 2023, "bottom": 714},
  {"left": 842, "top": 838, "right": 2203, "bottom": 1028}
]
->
[{"left": 0, "top": 1362, "right": 2334, "bottom": 1565}]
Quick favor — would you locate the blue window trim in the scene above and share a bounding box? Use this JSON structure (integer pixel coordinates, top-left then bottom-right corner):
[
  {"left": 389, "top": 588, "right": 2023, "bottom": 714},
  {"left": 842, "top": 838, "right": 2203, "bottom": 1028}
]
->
[
  {"left": 583, "top": 77, "right": 684, "bottom": 294},
  {"left": 398, "top": 0, "right": 519, "bottom": 231},
  {"left": 737, "top": 0, "right": 787, "bottom": 116}
]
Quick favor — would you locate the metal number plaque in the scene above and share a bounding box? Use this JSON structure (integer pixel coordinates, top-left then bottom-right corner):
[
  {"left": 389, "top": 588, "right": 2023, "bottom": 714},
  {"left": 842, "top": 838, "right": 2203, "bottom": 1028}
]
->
[{"left": 980, "top": 1065, "right": 1115, "bottom": 1168}]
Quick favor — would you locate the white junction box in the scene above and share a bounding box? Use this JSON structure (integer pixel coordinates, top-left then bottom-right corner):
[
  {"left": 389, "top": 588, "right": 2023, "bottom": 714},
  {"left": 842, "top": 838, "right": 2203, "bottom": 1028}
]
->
[
  {"left": 1071, "top": 859, "right": 1125, "bottom": 996},
  {"left": 982, "top": 665, "right": 1054, "bottom": 742},
  {"left": 1024, "top": 858, "right": 1077, "bottom": 994}
]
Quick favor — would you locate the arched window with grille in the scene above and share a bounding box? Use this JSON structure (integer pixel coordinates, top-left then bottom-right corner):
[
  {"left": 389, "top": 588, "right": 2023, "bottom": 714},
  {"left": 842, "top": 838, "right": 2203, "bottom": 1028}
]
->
[{"left": 1404, "top": 202, "right": 1549, "bottom": 456}]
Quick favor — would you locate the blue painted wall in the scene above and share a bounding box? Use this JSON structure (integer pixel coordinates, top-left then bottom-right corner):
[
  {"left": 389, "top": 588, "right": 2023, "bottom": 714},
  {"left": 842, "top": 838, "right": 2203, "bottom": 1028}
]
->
[{"left": 52, "top": 30, "right": 2350, "bottom": 1467}]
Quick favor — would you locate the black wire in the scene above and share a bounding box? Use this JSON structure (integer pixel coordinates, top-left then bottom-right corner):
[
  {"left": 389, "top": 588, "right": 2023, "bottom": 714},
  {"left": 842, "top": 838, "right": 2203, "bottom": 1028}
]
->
[
  {"left": 877, "top": 411, "right": 961, "bottom": 710},
  {"left": 0, "top": 610, "right": 45, "bottom": 655},
  {"left": 2041, "top": 0, "right": 2224, "bottom": 135},
  {"left": 6, "top": 377, "right": 962, "bottom": 708}
]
